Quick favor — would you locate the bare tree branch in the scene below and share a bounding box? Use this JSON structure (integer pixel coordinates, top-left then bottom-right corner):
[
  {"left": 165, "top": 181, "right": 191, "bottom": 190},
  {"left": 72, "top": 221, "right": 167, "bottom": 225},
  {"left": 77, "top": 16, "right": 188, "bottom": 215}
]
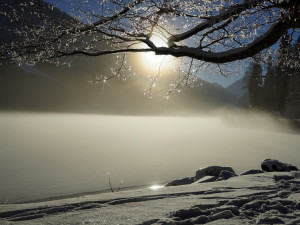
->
[
  {"left": 55, "top": 19, "right": 299, "bottom": 64},
  {"left": 1, "top": 0, "right": 300, "bottom": 74},
  {"left": 167, "top": 0, "right": 299, "bottom": 46}
]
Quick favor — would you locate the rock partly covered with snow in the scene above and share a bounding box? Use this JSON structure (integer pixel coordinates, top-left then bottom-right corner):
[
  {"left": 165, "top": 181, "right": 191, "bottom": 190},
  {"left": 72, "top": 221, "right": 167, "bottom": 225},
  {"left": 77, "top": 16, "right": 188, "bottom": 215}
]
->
[
  {"left": 261, "top": 159, "right": 299, "bottom": 172},
  {"left": 195, "top": 166, "right": 235, "bottom": 181},
  {"left": 217, "top": 170, "right": 238, "bottom": 181},
  {"left": 240, "top": 169, "right": 264, "bottom": 176},
  {"left": 166, "top": 177, "right": 194, "bottom": 187},
  {"left": 193, "top": 176, "right": 217, "bottom": 184},
  {"left": 166, "top": 166, "right": 236, "bottom": 186}
]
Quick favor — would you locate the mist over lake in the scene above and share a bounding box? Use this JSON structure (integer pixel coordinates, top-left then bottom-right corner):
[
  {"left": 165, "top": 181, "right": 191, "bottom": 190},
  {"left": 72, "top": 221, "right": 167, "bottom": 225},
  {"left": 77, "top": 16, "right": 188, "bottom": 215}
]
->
[{"left": 0, "top": 112, "right": 299, "bottom": 204}]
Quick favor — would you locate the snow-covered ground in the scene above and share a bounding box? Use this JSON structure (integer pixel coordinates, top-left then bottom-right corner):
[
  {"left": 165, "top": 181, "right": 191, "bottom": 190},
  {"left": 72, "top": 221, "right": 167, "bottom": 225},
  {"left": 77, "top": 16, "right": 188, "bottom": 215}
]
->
[{"left": 1, "top": 172, "right": 300, "bottom": 225}]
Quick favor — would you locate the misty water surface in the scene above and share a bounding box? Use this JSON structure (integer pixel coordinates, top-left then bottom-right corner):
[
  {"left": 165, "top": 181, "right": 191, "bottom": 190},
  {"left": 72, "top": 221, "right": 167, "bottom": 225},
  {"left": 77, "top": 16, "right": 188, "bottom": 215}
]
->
[{"left": 0, "top": 112, "right": 299, "bottom": 203}]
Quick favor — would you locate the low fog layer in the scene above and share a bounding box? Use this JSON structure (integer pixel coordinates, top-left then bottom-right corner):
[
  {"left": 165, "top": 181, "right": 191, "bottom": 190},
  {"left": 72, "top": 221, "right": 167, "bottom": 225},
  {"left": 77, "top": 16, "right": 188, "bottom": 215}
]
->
[{"left": 0, "top": 112, "right": 299, "bottom": 203}]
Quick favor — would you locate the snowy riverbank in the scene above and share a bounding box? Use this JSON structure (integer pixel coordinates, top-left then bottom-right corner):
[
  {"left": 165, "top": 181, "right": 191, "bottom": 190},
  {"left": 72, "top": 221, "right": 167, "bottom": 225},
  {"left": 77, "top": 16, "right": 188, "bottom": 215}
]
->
[{"left": 1, "top": 172, "right": 300, "bottom": 225}]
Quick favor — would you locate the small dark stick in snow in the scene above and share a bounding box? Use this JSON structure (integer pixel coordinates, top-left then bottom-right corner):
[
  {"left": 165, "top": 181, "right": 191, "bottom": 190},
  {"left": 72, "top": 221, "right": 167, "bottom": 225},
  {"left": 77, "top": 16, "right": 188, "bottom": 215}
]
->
[{"left": 108, "top": 172, "right": 114, "bottom": 193}]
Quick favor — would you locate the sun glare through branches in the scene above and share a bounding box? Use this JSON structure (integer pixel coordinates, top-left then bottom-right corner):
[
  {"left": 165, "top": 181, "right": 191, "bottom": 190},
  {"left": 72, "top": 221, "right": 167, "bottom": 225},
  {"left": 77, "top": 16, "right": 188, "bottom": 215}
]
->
[{"left": 135, "top": 34, "right": 177, "bottom": 75}]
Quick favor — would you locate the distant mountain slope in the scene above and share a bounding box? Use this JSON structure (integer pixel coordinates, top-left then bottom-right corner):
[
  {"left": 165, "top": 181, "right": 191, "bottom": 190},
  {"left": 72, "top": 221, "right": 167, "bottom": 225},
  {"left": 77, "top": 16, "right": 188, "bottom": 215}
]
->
[
  {"left": 0, "top": 60, "right": 238, "bottom": 115},
  {"left": 174, "top": 79, "right": 238, "bottom": 107},
  {"left": 225, "top": 75, "right": 251, "bottom": 107},
  {"left": 225, "top": 77, "right": 247, "bottom": 99},
  {"left": 0, "top": 0, "right": 76, "bottom": 44}
]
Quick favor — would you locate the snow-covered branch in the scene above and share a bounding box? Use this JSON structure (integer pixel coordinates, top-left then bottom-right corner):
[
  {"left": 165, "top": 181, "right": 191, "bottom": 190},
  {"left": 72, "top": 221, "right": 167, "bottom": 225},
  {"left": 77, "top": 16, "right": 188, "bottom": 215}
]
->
[
  {"left": 1, "top": 0, "right": 300, "bottom": 70},
  {"left": 55, "top": 19, "right": 299, "bottom": 65}
]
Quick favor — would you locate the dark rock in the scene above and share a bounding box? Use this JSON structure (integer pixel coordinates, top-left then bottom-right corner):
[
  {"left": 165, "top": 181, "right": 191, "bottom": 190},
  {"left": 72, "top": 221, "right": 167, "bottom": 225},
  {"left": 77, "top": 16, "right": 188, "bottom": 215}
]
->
[
  {"left": 261, "top": 159, "right": 299, "bottom": 172},
  {"left": 217, "top": 170, "right": 237, "bottom": 181},
  {"left": 195, "top": 166, "right": 235, "bottom": 181},
  {"left": 166, "top": 177, "right": 194, "bottom": 187}
]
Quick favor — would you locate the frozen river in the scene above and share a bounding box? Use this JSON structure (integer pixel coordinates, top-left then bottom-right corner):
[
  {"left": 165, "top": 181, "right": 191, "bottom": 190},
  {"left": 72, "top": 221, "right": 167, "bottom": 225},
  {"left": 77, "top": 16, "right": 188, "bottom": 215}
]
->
[{"left": 0, "top": 112, "right": 299, "bottom": 204}]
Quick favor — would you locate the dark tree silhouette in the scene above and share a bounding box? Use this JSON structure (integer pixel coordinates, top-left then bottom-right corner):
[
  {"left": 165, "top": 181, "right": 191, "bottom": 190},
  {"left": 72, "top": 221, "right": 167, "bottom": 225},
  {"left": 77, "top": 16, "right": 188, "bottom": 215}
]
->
[
  {"left": 248, "top": 32, "right": 298, "bottom": 116},
  {"left": 274, "top": 31, "right": 291, "bottom": 113},
  {"left": 247, "top": 62, "right": 263, "bottom": 108},
  {"left": 262, "top": 62, "right": 277, "bottom": 111}
]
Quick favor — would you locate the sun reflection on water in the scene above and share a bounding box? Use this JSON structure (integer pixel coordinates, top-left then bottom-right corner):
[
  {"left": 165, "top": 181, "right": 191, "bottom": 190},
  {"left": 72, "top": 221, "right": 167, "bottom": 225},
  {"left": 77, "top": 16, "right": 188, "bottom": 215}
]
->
[{"left": 149, "top": 185, "right": 164, "bottom": 190}]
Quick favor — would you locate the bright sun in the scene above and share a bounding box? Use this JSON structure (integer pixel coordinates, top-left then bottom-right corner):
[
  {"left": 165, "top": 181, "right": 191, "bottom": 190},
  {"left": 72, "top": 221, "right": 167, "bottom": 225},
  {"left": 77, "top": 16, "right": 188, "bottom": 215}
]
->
[
  {"left": 135, "top": 34, "right": 176, "bottom": 75},
  {"left": 142, "top": 35, "right": 168, "bottom": 65}
]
